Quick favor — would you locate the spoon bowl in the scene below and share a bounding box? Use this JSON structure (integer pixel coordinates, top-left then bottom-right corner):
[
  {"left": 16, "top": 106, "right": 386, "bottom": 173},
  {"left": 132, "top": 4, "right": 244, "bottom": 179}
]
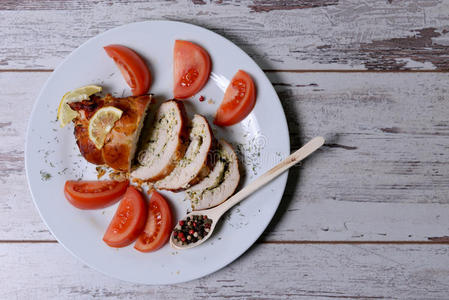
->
[
  {"left": 170, "top": 206, "right": 223, "bottom": 250},
  {"left": 170, "top": 136, "right": 325, "bottom": 250}
]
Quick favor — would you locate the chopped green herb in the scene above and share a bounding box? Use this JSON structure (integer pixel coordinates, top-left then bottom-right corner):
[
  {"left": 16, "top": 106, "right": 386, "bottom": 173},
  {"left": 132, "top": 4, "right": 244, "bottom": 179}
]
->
[{"left": 40, "top": 170, "right": 52, "bottom": 181}]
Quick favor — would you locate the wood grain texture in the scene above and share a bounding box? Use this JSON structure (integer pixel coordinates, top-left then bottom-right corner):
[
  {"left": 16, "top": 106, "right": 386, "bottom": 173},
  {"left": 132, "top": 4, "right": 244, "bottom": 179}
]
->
[
  {"left": 2, "top": 0, "right": 449, "bottom": 70},
  {"left": 0, "top": 72, "right": 53, "bottom": 240},
  {"left": 2, "top": 71, "right": 449, "bottom": 241},
  {"left": 264, "top": 71, "right": 449, "bottom": 241},
  {"left": 1, "top": 243, "right": 449, "bottom": 298},
  {"left": 2, "top": 1, "right": 449, "bottom": 294}
]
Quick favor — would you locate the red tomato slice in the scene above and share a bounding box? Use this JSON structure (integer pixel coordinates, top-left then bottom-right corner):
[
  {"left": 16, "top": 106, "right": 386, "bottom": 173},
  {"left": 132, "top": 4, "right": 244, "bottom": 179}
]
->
[
  {"left": 214, "top": 70, "right": 256, "bottom": 126},
  {"left": 173, "top": 40, "right": 211, "bottom": 99},
  {"left": 64, "top": 180, "right": 129, "bottom": 210},
  {"left": 134, "top": 190, "right": 173, "bottom": 252},
  {"left": 103, "top": 186, "right": 148, "bottom": 248},
  {"left": 104, "top": 44, "right": 152, "bottom": 96}
]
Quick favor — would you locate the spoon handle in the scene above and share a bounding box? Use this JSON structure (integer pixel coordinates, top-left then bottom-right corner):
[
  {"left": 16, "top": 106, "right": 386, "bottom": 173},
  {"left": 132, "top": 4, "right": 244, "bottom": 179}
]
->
[{"left": 214, "top": 136, "right": 325, "bottom": 216}]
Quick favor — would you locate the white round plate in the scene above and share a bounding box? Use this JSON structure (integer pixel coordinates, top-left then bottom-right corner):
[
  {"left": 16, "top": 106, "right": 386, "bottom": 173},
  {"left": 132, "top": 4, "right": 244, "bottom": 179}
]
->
[{"left": 25, "top": 21, "right": 290, "bottom": 284}]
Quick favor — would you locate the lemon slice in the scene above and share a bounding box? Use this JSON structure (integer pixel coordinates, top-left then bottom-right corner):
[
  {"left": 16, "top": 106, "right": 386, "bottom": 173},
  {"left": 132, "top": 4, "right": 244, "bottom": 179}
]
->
[
  {"left": 57, "top": 85, "right": 102, "bottom": 127},
  {"left": 88, "top": 106, "right": 123, "bottom": 149}
]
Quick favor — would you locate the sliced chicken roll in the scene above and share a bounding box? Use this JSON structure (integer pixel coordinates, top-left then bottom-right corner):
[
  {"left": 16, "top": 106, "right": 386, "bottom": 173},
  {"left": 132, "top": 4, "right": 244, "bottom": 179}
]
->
[
  {"left": 187, "top": 140, "right": 240, "bottom": 210},
  {"left": 155, "top": 114, "right": 215, "bottom": 192},
  {"left": 131, "top": 100, "right": 188, "bottom": 181}
]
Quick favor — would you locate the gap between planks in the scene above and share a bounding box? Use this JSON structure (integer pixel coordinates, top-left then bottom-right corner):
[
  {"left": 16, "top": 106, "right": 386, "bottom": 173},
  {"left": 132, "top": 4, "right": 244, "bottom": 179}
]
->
[
  {"left": 0, "top": 240, "right": 448, "bottom": 244},
  {"left": 1, "top": 69, "right": 449, "bottom": 73}
]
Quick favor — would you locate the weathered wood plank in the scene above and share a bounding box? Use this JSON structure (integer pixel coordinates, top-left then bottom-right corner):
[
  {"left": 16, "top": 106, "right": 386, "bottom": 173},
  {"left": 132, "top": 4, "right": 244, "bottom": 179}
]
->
[
  {"left": 264, "top": 71, "right": 449, "bottom": 240},
  {"left": 1, "top": 243, "right": 449, "bottom": 298},
  {"left": 2, "top": 71, "right": 449, "bottom": 241},
  {"left": 1, "top": 0, "right": 449, "bottom": 70},
  {"left": 0, "top": 72, "right": 53, "bottom": 240}
]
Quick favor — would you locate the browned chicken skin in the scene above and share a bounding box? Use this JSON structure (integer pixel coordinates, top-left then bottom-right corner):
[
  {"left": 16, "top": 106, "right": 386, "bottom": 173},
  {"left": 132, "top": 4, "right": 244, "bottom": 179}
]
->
[{"left": 69, "top": 94, "right": 152, "bottom": 172}]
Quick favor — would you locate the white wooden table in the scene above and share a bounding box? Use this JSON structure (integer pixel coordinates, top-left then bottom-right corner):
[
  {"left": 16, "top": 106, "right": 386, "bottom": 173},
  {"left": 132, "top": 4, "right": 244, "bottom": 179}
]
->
[{"left": 2, "top": 1, "right": 449, "bottom": 298}]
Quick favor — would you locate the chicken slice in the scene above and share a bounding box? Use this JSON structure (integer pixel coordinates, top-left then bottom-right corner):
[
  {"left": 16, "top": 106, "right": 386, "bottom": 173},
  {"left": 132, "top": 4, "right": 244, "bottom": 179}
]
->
[
  {"left": 187, "top": 140, "right": 240, "bottom": 210},
  {"left": 155, "top": 114, "right": 215, "bottom": 192},
  {"left": 131, "top": 100, "right": 189, "bottom": 181}
]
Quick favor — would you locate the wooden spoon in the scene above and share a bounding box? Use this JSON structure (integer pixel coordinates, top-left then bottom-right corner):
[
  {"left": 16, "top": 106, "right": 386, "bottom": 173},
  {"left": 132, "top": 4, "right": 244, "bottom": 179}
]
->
[{"left": 170, "top": 136, "right": 325, "bottom": 250}]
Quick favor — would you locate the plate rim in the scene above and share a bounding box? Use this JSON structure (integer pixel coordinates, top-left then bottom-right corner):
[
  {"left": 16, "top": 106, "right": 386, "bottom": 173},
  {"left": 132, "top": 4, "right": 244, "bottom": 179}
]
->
[{"left": 25, "top": 20, "right": 290, "bottom": 284}]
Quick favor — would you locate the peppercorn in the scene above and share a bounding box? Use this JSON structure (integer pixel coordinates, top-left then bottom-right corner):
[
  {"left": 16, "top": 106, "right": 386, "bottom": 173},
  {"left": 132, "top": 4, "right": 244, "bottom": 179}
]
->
[{"left": 173, "top": 215, "right": 213, "bottom": 245}]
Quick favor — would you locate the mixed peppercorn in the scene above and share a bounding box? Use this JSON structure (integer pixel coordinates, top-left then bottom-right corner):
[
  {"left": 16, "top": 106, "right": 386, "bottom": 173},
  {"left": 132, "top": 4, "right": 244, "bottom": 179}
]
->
[{"left": 173, "top": 215, "right": 212, "bottom": 245}]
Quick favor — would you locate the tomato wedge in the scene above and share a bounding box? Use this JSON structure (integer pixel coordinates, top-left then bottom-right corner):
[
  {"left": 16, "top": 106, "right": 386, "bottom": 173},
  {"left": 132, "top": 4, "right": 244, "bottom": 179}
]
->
[
  {"left": 64, "top": 180, "right": 129, "bottom": 210},
  {"left": 214, "top": 70, "right": 256, "bottom": 126},
  {"left": 134, "top": 190, "right": 173, "bottom": 252},
  {"left": 104, "top": 44, "right": 151, "bottom": 96},
  {"left": 103, "top": 186, "right": 148, "bottom": 248},
  {"left": 173, "top": 40, "right": 211, "bottom": 99}
]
